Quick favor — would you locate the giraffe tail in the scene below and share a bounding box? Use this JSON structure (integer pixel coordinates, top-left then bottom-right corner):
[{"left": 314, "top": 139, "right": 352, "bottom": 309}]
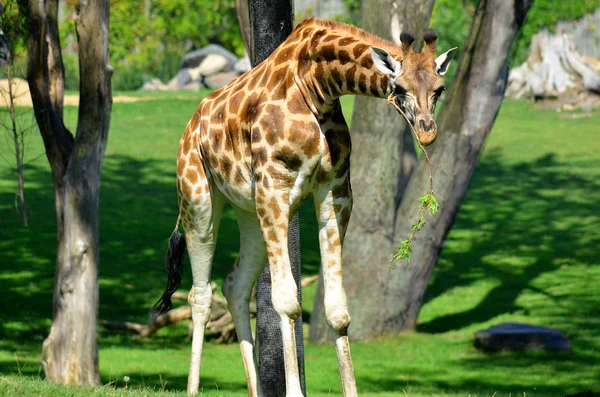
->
[{"left": 150, "top": 215, "right": 186, "bottom": 319}]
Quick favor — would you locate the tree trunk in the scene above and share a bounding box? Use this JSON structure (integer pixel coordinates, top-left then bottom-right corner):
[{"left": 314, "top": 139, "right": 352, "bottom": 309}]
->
[
  {"left": 246, "top": 1, "right": 305, "bottom": 395},
  {"left": 26, "top": 0, "right": 112, "bottom": 385},
  {"left": 391, "top": 0, "right": 532, "bottom": 330},
  {"left": 311, "top": 0, "right": 532, "bottom": 342},
  {"left": 236, "top": 0, "right": 252, "bottom": 60},
  {"left": 309, "top": 0, "right": 434, "bottom": 343},
  {"left": 506, "top": 29, "right": 600, "bottom": 99}
]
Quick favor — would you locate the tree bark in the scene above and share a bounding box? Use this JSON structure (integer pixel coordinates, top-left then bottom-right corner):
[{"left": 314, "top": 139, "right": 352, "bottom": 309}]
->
[
  {"left": 236, "top": 0, "right": 252, "bottom": 60},
  {"left": 506, "top": 29, "right": 600, "bottom": 99},
  {"left": 391, "top": 0, "right": 532, "bottom": 330},
  {"left": 310, "top": 0, "right": 433, "bottom": 343},
  {"left": 26, "top": 0, "right": 112, "bottom": 385},
  {"left": 311, "top": 0, "right": 532, "bottom": 342},
  {"left": 246, "top": 1, "right": 305, "bottom": 395}
]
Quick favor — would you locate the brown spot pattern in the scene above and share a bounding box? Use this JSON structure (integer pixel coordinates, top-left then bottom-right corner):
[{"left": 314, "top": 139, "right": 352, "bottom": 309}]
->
[{"left": 273, "top": 146, "right": 303, "bottom": 171}]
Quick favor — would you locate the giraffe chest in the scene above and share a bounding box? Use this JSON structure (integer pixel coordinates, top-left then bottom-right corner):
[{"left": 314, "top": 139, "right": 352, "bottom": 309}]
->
[
  {"left": 199, "top": 125, "right": 320, "bottom": 211},
  {"left": 197, "top": 122, "right": 350, "bottom": 213},
  {"left": 193, "top": 86, "right": 351, "bottom": 214}
]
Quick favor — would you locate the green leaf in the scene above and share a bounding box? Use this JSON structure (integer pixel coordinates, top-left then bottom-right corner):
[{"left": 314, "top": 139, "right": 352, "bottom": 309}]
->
[{"left": 429, "top": 196, "right": 440, "bottom": 215}]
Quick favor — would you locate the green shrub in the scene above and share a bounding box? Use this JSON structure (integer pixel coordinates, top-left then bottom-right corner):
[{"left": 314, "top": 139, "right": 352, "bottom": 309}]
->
[{"left": 112, "top": 62, "right": 146, "bottom": 91}]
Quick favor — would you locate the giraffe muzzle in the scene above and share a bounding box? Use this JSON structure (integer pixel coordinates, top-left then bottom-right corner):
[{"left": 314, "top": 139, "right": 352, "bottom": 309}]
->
[{"left": 415, "top": 118, "right": 437, "bottom": 146}]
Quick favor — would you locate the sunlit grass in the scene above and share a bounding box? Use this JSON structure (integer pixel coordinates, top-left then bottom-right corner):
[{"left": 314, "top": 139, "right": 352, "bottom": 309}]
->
[{"left": 0, "top": 93, "right": 598, "bottom": 396}]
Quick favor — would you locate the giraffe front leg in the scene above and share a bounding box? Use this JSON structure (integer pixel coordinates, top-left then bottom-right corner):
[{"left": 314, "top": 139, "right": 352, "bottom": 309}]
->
[
  {"left": 256, "top": 186, "right": 304, "bottom": 397},
  {"left": 314, "top": 179, "right": 357, "bottom": 397}
]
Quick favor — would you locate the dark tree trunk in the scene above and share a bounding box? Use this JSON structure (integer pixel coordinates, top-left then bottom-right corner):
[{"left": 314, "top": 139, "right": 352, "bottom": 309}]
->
[
  {"left": 310, "top": 0, "right": 434, "bottom": 343},
  {"left": 391, "top": 0, "right": 532, "bottom": 330},
  {"left": 246, "top": 1, "right": 305, "bottom": 395},
  {"left": 25, "top": 0, "right": 112, "bottom": 385}
]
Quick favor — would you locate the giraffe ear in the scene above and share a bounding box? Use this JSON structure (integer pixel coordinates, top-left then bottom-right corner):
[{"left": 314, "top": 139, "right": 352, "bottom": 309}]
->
[
  {"left": 369, "top": 46, "right": 401, "bottom": 78},
  {"left": 434, "top": 47, "right": 458, "bottom": 76}
]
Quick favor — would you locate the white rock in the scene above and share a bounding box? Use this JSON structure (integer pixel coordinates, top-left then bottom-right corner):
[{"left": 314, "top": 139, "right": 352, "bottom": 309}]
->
[
  {"left": 196, "top": 54, "right": 229, "bottom": 77},
  {"left": 234, "top": 55, "right": 251, "bottom": 74},
  {"left": 166, "top": 75, "right": 179, "bottom": 91},
  {"left": 140, "top": 78, "right": 167, "bottom": 91},
  {"left": 204, "top": 71, "right": 240, "bottom": 89},
  {"left": 182, "top": 81, "right": 203, "bottom": 91}
]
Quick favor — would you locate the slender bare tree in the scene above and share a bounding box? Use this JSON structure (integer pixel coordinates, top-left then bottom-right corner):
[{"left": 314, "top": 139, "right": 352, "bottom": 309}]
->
[{"left": 0, "top": 0, "right": 30, "bottom": 228}]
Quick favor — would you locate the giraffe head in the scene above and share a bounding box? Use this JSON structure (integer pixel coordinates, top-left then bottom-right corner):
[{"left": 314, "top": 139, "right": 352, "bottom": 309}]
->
[{"left": 370, "top": 29, "right": 457, "bottom": 146}]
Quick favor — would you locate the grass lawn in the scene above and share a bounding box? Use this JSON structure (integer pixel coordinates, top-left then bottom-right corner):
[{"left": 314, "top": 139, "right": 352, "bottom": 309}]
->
[{"left": 0, "top": 91, "right": 598, "bottom": 397}]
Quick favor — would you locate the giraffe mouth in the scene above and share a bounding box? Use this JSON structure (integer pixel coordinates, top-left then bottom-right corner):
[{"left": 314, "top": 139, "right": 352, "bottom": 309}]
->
[
  {"left": 416, "top": 130, "right": 437, "bottom": 146},
  {"left": 388, "top": 94, "right": 437, "bottom": 146}
]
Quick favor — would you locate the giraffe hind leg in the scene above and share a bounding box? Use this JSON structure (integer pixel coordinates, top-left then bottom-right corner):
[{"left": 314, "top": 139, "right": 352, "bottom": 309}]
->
[
  {"left": 177, "top": 153, "right": 226, "bottom": 395},
  {"left": 314, "top": 181, "right": 357, "bottom": 397}
]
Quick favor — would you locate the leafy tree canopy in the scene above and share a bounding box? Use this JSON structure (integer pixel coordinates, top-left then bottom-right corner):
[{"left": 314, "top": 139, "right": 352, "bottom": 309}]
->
[
  {"left": 58, "top": 0, "right": 243, "bottom": 90},
  {"left": 41, "top": 0, "right": 600, "bottom": 90},
  {"left": 430, "top": 0, "right": 600, "bottom": 68}
]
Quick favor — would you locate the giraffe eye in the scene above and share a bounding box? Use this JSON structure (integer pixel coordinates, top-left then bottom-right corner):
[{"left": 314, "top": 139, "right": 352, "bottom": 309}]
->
[
  {"left": 433, "top": 86, "right": 445, "bottom": 98},
  {"left": 394, "top": 84, "right": 407, "bottom": 97}
]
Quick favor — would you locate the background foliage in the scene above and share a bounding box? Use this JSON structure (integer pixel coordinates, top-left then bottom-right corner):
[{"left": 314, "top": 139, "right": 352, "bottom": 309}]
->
[
  {"left": 429, "top": 0, "right": 600, "bottom": 68},
  {"left": 47, "top": 0, "right": 244, "bottom": 90},
  {"left": 4, "top": 0, "right": 599, "bottom": 89}
]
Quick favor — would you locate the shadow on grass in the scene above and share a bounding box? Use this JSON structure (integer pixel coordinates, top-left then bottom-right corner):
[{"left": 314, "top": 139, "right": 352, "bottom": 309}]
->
[
  {"left": 419, "top": 151, "right": 599, "bottom": 334},
  {"left": 0, "top": 150, "right": 321, "bottom": 354},
  {"left": 2, "top": 129, "right": 598, "bottom": 395}
]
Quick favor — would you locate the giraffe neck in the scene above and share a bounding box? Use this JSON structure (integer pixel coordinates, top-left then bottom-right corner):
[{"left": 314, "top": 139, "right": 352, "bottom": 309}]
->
[{"left": 295, "top": 21, "right": 402, "bottom": 114}]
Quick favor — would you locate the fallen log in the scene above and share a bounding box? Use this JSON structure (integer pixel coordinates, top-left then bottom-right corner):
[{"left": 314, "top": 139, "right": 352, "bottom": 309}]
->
[
  {"left": 101, "top": 305, "right": 192, "bottom": 338},
  {"left": 102, "top": 276, "right": 319, "bottom": 343}
]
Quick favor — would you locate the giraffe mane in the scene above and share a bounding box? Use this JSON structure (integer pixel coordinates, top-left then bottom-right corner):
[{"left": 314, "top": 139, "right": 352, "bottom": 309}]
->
[{"left": 295, "top": 17, "right": 403, "bottom": 57}]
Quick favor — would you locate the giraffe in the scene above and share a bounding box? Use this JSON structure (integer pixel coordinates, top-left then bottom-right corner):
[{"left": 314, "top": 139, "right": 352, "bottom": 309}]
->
[{"left": 152, "top": 17, "right": 457, "bottom": 397}]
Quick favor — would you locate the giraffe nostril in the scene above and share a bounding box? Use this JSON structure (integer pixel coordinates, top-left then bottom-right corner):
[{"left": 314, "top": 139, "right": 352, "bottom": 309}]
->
[{"left": 419, "top": 119, "right": 435, "bottom": 132}]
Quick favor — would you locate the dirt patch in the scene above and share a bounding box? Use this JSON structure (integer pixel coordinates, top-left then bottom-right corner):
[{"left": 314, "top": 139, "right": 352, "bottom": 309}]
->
[
  {"left": 1, "top": 78, "right": 157, "bottom": 107},
  {"left": 0, "top": 78, "right": 31, "bottom": 107}
]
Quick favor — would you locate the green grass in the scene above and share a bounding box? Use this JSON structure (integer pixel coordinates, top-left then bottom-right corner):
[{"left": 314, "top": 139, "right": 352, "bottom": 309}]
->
[{"left": 0, "top": 93, "right": 598, "bottom": 397}]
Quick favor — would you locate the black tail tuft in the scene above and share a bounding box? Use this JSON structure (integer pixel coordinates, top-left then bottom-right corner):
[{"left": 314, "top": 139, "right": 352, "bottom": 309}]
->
[{"left": 150, "top": 228, "right": 186, "bottom": 319}]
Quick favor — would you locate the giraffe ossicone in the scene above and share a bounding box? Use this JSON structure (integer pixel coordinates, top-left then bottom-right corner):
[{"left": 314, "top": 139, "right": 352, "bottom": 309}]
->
[{"left": 152, "top": 17, "right": 456, "bottom": 397}]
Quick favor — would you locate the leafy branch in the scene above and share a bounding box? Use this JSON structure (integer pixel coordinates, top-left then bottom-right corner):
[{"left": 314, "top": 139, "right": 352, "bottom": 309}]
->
[{"left": 387, "top": 94, "right": 440, "bottom": 266}]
